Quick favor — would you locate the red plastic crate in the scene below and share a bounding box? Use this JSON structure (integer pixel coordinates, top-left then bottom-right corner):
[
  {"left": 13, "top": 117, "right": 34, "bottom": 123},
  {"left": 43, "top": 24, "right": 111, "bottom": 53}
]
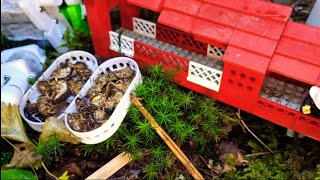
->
[
  {"left": 292, "top": 115, "right": 320, "bottom": 141},
  {"left": 158, "top": 9, "right": 196, "bottom": 33},
  {"left": 134, "top": 41, "right": 190, "bottom": 72},
  {"left": 219, "top": 63, "right": 265, "bottom": 112},
  {"left": 191, "top": 19, "right": 234, "bottom": 45},
  {"left": 269, "top": 55, "right": 320, "bottom": 85},
  {"left": 203, "top": 0, "right": 249, "bottom": 13},
  {"left": 156, "top": 24, "right": 207, "bottom": 55},
  {"left": 282, "top": 21, "right": 320, "bottom": 46},
  {"left": 127, "top": 0, "right": 164, "bottom": 12},
  {"left": 236, "top": 14, "right": 286, "bottom": 40},
  {"left": 229, "top": 30, "right": 278, "bottom": 58},
  {"left": 163, "top": 0, "right": 202, "bottom": 16},
  {"left": 85, "top": 0, "right": 320, "bottom": 141},
  {"left": 223, "top": 46, "right": 270, "bottom": 75},
  {"left": 245, "top": 0, "right": 292, "bottom": 23},
  {"left": 254, "top": 98, "right": 297, "bottom": 128},
  {"left": 197, "top": 4, "right": 241, "bottom": 28},
  {"left": 275, "top": 37, "right": 320, "bottom": 67}
]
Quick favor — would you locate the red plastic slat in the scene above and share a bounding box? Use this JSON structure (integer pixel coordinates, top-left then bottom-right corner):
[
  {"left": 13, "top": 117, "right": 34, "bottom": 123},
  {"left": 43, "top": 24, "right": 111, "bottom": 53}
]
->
[
  {"left": 163, "top": 0, "right": 202, "bottom": 16},
  {"left": 254, "top": 98, "right": 297, "bottom": 128},
  {"left": 229, "top": 30, "right": 278, "bottom": 58},
  {"left": 203, "top": 0, "right": 248, "bottom": 12},
  {"left": 197, "top": 4, "right": 241, "bottom": 28},
  {"left": 317, "top": 76, "right": 320, "bottom": 86},
  {"left": 245, "top": 0, "right": 292, "bottom": 23},
  {"left": 191, "top": 19, "right": 234, "bottom": 45},
  {"left": 275, "top": 37, "right": 320, "bottom": 67},
  {"left": 236, "top": 14, "right": 286, "bottom": 40},
  {"left": 158, "top": 9, "right": 196, "bottom": 33},
  {"left": 127, "top": 0, "right": 164, "bottom": 12},
  {"left": 282, "top": 21, "right": 320, "bottom": 47},
  {"left": 269, "top": 55, "right": 320, "bottom": 85},
  {"left": 203, "top": 0, "right": 292, "bottom": 23},
  {"left": 222, "top": 46, "right": 270, "bottom": 74},
  {"left": 292, "top": 115, "right": 320, "bottom": 141}
]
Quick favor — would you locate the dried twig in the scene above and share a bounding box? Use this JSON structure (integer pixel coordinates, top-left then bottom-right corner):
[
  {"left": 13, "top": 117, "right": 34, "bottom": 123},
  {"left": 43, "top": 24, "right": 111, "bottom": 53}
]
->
[
  {"left": 236, "top": 109, "right": 274, "bottom": 153},
  {"left": 245, "top": 152, "right": 273, "bottom": 157},
  {"left": 131, "top": 95, "right": 204, "bottom": 180},
  {"left": 41, "top": 161, "right": 59, "bottom": 180}
]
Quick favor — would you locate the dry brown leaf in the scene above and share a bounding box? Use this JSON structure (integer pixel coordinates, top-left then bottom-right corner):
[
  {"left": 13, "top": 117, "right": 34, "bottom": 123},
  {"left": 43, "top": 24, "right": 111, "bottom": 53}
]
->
[
  {"left": 222, "top": 164, "right": 236, "bottom": 173},
  {"left": 39, "top": 117, "right": 80, "bottom": 144},
  {"left": 2, "top": 143, "right": 42, "bottom": 169},
  {"left": 1, "top": 103, "right": 33, "bottom": 144}
]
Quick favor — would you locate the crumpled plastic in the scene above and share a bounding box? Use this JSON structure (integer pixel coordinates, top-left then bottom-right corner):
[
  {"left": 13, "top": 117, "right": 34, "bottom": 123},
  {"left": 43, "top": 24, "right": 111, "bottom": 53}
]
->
[{"left": 1, "top": 0, "right": 45, "bottom": 41}]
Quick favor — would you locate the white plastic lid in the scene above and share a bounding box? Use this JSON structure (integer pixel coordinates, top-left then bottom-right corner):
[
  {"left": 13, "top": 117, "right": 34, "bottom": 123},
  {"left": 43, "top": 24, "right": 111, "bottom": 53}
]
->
[
  {"left": 37, "top": 0, "right": 63, "bottom": 6},
  {"left": 1, "top": 85, "right": 24, "bottom": 105}
]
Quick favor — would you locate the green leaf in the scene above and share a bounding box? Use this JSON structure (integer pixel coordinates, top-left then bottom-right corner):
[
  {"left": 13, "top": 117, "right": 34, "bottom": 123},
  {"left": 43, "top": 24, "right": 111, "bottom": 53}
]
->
[
  {"left": 1, "top": 169, "right": 37, "bottom": 180},
  {"left": 59, "top": 171, "right": 69, "bottom": 180}
]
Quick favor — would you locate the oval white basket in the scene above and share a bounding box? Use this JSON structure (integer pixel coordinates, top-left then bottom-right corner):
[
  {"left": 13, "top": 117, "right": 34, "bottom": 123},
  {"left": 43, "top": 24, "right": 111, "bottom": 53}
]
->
[
  {"left": 64, "top": 57, "right": 142, "bottom": 144},
  {"left": 19, "top": 51, "right": 98, "bottom": 132}
]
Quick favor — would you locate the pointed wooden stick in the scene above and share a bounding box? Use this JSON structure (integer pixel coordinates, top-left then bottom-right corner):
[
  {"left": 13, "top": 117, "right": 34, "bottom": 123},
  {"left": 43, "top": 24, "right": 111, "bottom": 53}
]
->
[
  {"left": 86, "top": 152, "right": 132, "bottom": 180},
  {"left": 131, "top": 95, "right": 204, "bottom": 180}
]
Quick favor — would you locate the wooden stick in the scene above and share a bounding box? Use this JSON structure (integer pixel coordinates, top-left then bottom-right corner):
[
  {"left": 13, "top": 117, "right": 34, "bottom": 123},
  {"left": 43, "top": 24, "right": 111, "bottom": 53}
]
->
[
  {"left": 86, "top": 152, "right": 132, "bottom": 180},
  {"left": 131, "top": 95, "right": 204, "bottom": 180}
]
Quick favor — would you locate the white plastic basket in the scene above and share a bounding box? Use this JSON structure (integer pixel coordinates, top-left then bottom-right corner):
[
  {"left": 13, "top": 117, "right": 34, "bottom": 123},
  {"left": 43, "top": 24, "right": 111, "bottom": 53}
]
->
[
  {"left": 64, "top": 57, "right": 142, "bottom": 144},
  {"left": 19, "top": 51, "right": 98, "bottom": 132}
]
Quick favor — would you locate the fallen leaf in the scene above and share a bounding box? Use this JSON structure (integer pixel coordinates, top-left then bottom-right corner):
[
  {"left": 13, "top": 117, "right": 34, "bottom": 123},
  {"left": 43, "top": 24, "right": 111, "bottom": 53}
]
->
[
  {"left": 1, "top": 103, "right": 33, "bottom": 144},
  {"left": 207, "top": 159, "right": 213, "bottom": 170},
  {"left": 216, "top": 141, "right": 248, "bottom": 167},
  {"left": 39, "top": 117, "right": 80, "bottom": 144},
  {"left": 222, "top": 164, "right": 236, "bottom": 173},
  {"left": 2, "top": 143, "right": 42, "bottom": 169}
]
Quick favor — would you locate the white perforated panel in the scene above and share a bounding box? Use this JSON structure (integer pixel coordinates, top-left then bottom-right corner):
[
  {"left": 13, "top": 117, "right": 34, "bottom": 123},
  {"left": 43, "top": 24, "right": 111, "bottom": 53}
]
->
[
  {"left": 133, "top": 17, "right": 156, "bottom": 39},
  {"left": 187, "top": 61, "right": 223, "bottom": 92},
  {"left": 109, "top": 31, "right": 135, "bottom": 58},
  {"left": 207, "top": 45, "right": 225, "bottom": 61}
]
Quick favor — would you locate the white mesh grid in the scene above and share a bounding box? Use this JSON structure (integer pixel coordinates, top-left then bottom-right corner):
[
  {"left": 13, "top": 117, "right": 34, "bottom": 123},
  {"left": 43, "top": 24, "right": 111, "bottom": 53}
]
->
[
  {"left": 207, "top": 44, "right": 225, "bottom": 61},
  {"left": 109, "top": 31, "right": 134, "bottom": 58},
  {"left": 133, "top": 17, "right": 156, "bottom": 39},
  {"left": 187, "top": 61, "right": 223, "bottom": 92}
]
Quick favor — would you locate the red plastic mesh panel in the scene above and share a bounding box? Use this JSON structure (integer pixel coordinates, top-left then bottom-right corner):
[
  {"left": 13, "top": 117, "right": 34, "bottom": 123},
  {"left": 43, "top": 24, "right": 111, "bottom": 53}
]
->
[
  {"left": 254, "top": 98, "right": 297, "bottom": 128},
  {"left": 156, "top": 24, "right": 207, "bottom": 55},
  {"left": 134, "top": 41, "right": 189, "bottom": 72}
]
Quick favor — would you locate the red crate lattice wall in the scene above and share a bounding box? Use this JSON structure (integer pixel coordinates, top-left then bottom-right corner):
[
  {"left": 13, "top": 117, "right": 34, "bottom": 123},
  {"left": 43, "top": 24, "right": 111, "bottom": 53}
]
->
[
  {"left": 156, "top": 24, "right": 207, "bottom": 55},
  {"left": 134, "top": 41, "right": 190, "bottom": 72}
]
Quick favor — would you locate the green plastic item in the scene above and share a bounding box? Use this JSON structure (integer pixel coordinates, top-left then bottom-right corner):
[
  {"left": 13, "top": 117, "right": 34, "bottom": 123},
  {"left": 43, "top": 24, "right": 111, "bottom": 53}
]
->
[
  {"left": 1, "top": 169, "right": 37, "bottom": 180},
  {"left": 60, "top": 3, "right": 90, "bottom": 35}
]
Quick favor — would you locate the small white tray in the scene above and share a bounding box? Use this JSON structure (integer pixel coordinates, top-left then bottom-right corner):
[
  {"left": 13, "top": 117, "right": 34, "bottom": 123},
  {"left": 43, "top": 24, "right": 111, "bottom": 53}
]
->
[
  {"left": 19, "top": 51, "right": 98, "bottom": 132},
  {"left": 64, "top": 57, "right": 142, "bottom": 144}
]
